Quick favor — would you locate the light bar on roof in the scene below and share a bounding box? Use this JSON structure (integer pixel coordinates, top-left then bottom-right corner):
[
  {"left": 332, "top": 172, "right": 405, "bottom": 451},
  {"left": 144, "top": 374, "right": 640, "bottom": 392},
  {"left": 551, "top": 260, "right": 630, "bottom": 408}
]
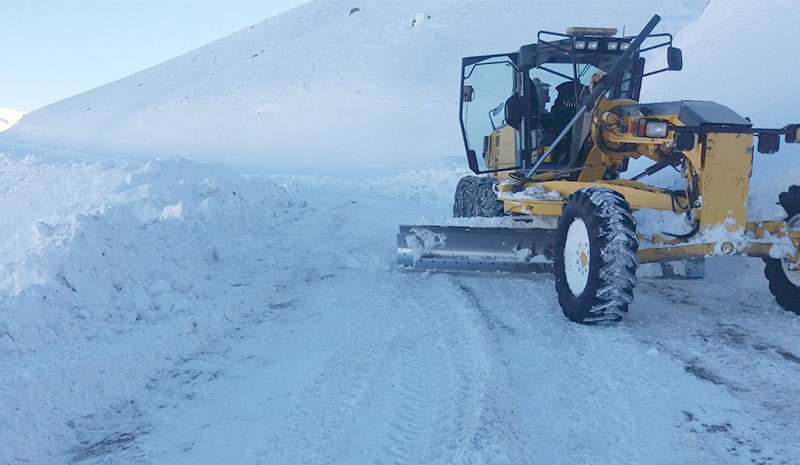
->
[{"left": 566, "top": 27, "right": 618, "bottom": 37}]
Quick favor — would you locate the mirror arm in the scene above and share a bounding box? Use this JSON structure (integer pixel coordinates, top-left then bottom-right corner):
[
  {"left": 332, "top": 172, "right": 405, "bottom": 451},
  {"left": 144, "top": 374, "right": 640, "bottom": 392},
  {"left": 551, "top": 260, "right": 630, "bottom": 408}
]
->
[{"left": 642, "top": 67, "right": 670, "bottom": 78}]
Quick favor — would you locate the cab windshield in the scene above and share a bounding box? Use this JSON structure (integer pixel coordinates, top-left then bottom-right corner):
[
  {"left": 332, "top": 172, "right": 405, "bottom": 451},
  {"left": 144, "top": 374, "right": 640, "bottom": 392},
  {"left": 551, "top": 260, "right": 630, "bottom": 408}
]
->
[{"left": 530, "top": 62, "right": 601, "bottom": 112}]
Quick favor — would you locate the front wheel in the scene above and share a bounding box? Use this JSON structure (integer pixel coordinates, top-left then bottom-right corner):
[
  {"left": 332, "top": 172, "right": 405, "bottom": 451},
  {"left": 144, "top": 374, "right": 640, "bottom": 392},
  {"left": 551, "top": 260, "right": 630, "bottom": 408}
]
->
[
  {"left": 554, "top": 187, "right": 639, "bottom": 324},
  {"left": 763, "top": 255, "right": 800, "bottom": 315},
  {"left": 763, "top": 185, "right": 800, "bottom": 315},
  {"left": 453, "top": 175, "right": 504, "bottom": 218}
]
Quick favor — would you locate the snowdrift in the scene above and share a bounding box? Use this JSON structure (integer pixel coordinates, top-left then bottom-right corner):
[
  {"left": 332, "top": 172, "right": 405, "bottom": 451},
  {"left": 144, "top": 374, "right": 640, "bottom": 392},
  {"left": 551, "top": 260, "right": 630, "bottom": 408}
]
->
[
  {"left": 0, "top": 142, "right": 290, "bottom": 354},
  {"left": 1, "top": 0, "right": 704, "bottom": 176}
]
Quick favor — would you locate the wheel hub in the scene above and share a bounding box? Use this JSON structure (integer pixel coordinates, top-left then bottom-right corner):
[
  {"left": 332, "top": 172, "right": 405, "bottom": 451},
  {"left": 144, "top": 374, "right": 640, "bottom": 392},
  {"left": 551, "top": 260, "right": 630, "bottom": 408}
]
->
[{"left": 564, "top": 218, "right": 591, "bottom": 296}]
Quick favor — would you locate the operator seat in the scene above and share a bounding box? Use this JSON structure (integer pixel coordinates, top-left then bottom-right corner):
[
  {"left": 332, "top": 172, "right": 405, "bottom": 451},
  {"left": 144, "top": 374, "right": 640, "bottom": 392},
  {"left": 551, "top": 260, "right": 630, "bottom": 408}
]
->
[
  {"left": 546, "top": 81, "right": 586, "bottom": 164},
  {"left": 552, "top": 81, "right": 585, "bottom": 118}
]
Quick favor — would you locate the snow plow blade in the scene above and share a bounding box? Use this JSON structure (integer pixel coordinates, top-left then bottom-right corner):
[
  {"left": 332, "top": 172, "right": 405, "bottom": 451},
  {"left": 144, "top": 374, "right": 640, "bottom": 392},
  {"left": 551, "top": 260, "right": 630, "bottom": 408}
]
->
[{"left": 397, "top": 225, "right": 556, "bottom": 273}]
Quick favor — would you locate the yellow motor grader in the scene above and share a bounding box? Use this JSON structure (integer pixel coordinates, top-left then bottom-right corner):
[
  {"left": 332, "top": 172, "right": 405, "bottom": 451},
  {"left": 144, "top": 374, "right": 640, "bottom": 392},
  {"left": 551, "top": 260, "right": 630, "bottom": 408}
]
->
[{"left": 397, "top": 15, "right": 800, "bottom": 324}]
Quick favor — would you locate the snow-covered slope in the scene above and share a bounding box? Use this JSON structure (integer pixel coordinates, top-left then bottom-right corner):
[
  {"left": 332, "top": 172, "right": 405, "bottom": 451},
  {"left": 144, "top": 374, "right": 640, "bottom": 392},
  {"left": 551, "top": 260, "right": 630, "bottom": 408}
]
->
[
  {"left": 1, "top": 0, "right": 705, "bottom": 175},
  {"left": 0, "top": 107, "right": 24, "bottom": 132}
]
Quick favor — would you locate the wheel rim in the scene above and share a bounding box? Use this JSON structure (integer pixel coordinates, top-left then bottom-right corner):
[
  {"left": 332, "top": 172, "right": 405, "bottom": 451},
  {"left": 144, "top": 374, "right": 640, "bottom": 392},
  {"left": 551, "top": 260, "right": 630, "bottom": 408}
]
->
[
  {"left": 564, "top": 218, "right": 591, "bottom": 296},
  {"left": 782, "top": 214, "right": 800, "bottom": 287}
]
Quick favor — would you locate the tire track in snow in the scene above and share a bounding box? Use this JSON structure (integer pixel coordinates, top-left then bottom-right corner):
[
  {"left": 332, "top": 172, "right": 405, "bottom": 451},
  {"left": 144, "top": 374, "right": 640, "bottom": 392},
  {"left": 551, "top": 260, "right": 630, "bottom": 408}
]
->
[
  {"left": 630, "top": 280, "right": 800, "bottom": 461},
  {"left": 453, "top": 273, "right": 663, "bottom": 464},
  {"left": 573, "top": 319, "right": 643, "bottom": 464},
  {"left": 371, "top": 331, "right": 460, "bottom": 464},
  {"left": 365, "top": 275, "right": 495, "bottom": 465},
  {"left": 242, "top": 270, "right": 531, "bottom": 465},
  {"left": 241, "top": 278, "right": 405, "bottom": 465},
  {"left": 446, "top": 275, "right": 530, "bottom": 465},
  {"left": 469, "top": 271, "right": 800, "bottom": 464}
]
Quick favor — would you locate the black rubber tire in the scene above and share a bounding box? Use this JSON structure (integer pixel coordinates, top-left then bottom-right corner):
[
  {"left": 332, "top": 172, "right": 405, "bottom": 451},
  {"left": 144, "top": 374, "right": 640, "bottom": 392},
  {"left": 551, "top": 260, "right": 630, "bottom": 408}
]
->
[
  {"left": 453, "top": 175, "right": 504, "bottom": 218},
  {"left": 554, "top": 187, "right": 639, "bottom": 324},
  {"left": 763, "top": 185, "right": 800, "bottom": 315}
]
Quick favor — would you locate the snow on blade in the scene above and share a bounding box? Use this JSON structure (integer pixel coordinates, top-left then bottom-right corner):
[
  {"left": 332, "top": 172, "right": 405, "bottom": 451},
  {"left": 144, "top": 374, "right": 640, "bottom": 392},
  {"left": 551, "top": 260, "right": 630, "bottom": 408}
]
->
[{"left": 406, "top": 227, "right": 446, "bottom": 264}]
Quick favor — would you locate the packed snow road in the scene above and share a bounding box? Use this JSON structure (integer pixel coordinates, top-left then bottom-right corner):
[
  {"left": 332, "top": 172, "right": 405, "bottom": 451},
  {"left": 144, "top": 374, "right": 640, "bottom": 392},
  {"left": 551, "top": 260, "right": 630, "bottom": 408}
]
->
[{"left": 4, "top": 174, "right": 800, "bottom": 465}]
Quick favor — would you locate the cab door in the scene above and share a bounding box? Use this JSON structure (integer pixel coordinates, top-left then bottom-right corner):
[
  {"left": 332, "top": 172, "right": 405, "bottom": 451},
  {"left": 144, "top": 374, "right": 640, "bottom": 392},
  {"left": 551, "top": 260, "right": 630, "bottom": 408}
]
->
[{"left": 460, "top": 54, "right": 521, "bottom": 179}]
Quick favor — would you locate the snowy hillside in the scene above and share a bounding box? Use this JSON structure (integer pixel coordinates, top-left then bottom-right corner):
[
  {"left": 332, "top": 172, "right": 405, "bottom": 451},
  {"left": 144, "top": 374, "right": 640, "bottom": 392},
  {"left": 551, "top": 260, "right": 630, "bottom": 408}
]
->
[
  {"left": 0, "top": 107, "right": 24, "bottom": 132},
  {"left": 2, "top": 0, "right": 704, "bottom": 175}
]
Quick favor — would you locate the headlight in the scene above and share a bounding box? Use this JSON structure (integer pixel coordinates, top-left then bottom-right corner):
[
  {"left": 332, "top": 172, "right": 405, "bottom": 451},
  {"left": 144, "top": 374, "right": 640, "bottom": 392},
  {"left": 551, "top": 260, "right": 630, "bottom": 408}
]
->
[
  {"left": 647, "top": 122, "right": 668, "bottom": 138},
  {"left": 786, "top": 124, "right": 800, "bottom": 143},
  {"left": 607, "top": 41, "right": 618, "bottom": 51},
  {"left": 588, "top": 41, "right": 599, "bottom": 50},
  {"left": 620, "top": 41, "right": 630, "bottom": 50},
  {"left": 636, "top": 119, "right": 669, "bottom": 138},
  {"left": 574, "top": 40, "right": 586, "bottom": 50}
]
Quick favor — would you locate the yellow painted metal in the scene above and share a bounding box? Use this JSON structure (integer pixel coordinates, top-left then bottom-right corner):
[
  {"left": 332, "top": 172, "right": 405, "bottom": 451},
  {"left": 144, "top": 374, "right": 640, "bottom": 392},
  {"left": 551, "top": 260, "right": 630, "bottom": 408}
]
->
[
  {"left": 489, "top": 95, "right": 792, "bottom": 264},
  {"left": 593, "top": 98, "right": 680, "bottom": 165},
  {"left": 643, "top": 221, "right": 791, "bottom": 246},
  {"left": 694, "top": 133, "right": 753, "bottom": 231},
  {"left": 485, "top": 125, "right": 517, "bottom": 181},
  {"left": 634, "top": 218, "right": 800, "bottom": 264},
  {"left": 576, "top": 145, "right": 607, "bottom": 182},
  {"left": 497, "top": 179, "right": 684, "bottom": 216},
  {"left": 638, "top": 243, "right": 714, "bottom": 263},
  {"left": 745, "top": 220, "right": 789, "bottom": 239},
  {"left": 603, "top": 113, "right": 683, "bottom": 160},
  {"left": 502, "top": 199, "right": 563, "bottom": 216},
  {"left": 638, "top": 242, "right": 777, "bottom": 264},
  {"left": 596, "top": 101, "right": 754, "bottom": 233}
]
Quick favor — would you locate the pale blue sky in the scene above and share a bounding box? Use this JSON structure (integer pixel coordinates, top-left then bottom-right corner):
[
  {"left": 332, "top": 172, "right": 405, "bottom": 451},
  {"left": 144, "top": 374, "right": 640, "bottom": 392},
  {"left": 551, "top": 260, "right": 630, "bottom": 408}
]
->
[{"left": 1, "top": 0, "right": 308, "bottom": 111}]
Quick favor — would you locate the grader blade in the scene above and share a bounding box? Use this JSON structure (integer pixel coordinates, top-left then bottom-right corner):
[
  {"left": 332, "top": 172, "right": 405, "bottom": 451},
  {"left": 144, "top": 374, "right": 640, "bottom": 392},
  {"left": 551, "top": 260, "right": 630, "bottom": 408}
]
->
[{"left": 397, "top": 225, "right": 555, "bottom": 272}]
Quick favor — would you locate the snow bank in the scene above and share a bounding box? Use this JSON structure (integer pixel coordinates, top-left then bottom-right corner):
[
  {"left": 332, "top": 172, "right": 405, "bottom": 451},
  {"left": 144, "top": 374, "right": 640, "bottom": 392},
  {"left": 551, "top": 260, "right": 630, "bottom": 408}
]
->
[
  {"left": 2, "top": 0, "right": 705, "bottom": 176},
  {"left": 0, "top": 142, "right": 290, "bottom": 354}
]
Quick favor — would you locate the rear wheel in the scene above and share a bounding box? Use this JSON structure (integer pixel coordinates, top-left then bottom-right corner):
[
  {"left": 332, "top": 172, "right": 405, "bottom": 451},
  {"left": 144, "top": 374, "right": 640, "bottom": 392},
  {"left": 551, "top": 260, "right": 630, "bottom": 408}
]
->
[
  {"left": 554, "top": 187, "right": 639, "bottom": 324},
  {"left": 453, "top": 175, "right": 504, "bottom": 218},
  {"left": 764, "top": 185, "right": 800, "bottom": 314}
]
